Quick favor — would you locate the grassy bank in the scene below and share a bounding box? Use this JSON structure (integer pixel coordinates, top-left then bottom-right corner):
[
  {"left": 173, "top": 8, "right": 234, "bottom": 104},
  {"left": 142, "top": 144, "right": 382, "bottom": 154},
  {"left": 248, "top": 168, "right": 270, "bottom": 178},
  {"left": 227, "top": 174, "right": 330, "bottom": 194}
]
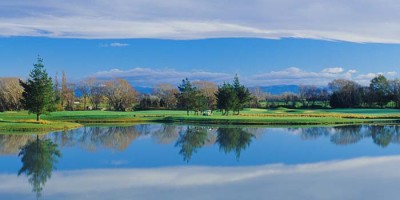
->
[
  {"left": 0, "top": 108, "right": 399, "bottom": 133},
  {"left": 0, "top": 119, "right": 82, "bottom": 133}
]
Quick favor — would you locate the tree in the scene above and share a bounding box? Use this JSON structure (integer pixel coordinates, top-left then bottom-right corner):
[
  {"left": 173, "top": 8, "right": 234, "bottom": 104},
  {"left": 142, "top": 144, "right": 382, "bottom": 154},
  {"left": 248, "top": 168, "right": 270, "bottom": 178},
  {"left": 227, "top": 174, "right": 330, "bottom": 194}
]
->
[
  {"left": 249, "top": 87, "right": 267, "bottom": 108},
  {"left": 176, "top": 78, "right": 198, "bottom": 115},
  {"left": 53, "top": 72, "right": 63, "bottom": 111},
  {"left": 76, "top": 80, "right": 90, "bottom": 110},
  {"left": 18, "top": 136, "right": 61, "bottom": 198},
  {"left": 61, "top": 71, "right": 75, "bottom": 110},
  {"left": 329, "top": 79, "right": 362, "bottom": 108},
  {"left": 216, "top": 76, "right": 251, "bottom": 115},
  {"left": 233, "top": 75, "right": 251, "bottom": 114},
  {"left": 370, "top": 75, "right": 390, "bottom": 108},
  {"left": 299, "top": 85, "right": 321, "bottom": 107},
  {"left": 193, "top": 81, "right": 218, "bottom": 111},
  {"left": 104, "top": 78, "right": 138, "bottom": 111},
  {"left": 0, "top": 78, "right": 24, "bottom": 111},
  {"left": 84, "top": 78, "right": 105, "bottom": 110},
  {"left": 216, "top": 82, "right": 238, "bottom": 115},
  {"left": 388, "top": 79, "right": 400, "bottom": 108},
  {"left": 20, "top": 57, "right": 55, "bottom": 121},
  {"left": 153, "top": 84, "right": 178, "bottom": 109}
]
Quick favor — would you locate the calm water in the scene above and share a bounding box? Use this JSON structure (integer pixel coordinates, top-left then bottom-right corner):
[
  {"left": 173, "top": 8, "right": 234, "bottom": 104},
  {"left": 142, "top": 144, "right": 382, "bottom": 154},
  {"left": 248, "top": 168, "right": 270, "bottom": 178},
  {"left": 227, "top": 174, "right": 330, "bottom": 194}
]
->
[{"left": 1, "top": 124, "right": 400, "bottom": 199}]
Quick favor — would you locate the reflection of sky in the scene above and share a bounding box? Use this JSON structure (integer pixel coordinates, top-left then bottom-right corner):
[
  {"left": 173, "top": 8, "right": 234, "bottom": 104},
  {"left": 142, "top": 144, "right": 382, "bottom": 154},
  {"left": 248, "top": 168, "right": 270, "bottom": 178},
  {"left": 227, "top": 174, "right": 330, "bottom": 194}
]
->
[
  {"left": 2, "top": 126, "right": 400, "bottom": 173},
  {"left": 3, "top": 125, "right": 400, "bottom": 199},
  {"left": 1, "top": 156, "right": 399, "bottom": 200}
]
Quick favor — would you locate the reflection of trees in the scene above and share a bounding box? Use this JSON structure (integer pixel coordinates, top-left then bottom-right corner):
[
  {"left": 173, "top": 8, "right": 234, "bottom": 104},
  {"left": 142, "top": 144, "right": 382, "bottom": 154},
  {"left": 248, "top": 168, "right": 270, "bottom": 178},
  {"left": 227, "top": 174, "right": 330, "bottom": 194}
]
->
[
  {"left": 216, "top": 128, "right": 254, "bottom": 159},
  {"left": 152, "top": 125, "right": 182, "bottom": 144},
  {"left": 294, "top": 126, "right": 363, "bottom": 145},
  {"left": 18, "top": 136, "right": 61, "bottom": 199},
  {"left": 0, "top": 134, "right": 33, "bottom": 155},
  {"left": 296, "top": 125, "right": 400, "bottom": 147},
  {"left": 294, "top": 127, "right": 330, "bottom": 140},
  {"left": 81, "top": 127, "right": 142, "bottom": 151},
  {"left": 368, "top": 126, "right": 394, "bottom": 148},
  {"left": 330, "top": 126, "right": 363, "bottom": 145},
  {"left": 53, "top": 125, "right": 147, "bottom": 151},
  {"left": 388, "top": 126, "right": 400, "bottom": 144},
  {"left": 175, "top": 126, "right": 208, "bottom": 162}
]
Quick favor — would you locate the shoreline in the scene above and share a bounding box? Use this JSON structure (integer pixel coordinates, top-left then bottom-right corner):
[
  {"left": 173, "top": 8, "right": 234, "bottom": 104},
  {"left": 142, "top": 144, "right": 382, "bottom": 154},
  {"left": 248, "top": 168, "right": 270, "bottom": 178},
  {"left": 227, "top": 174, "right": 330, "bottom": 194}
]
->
[{"left": 1, "top": 109, "right": 399, "bottom": 133}]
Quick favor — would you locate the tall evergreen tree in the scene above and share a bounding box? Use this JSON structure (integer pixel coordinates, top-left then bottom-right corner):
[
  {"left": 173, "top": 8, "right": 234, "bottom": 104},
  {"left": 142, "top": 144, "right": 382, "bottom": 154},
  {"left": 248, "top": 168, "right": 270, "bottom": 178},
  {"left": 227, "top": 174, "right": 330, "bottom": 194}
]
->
[
  {"left": 176, "top": 78, "right": 198, "bottom": 115},
  {"left": 232, "top": 75, "right": 251, "bottom": 114},
  {"left": 20, "top": 57, "right": 55, "bottom": 121},
  {"left": 216, "top": 82, "right": 238, "bottom": 115}
]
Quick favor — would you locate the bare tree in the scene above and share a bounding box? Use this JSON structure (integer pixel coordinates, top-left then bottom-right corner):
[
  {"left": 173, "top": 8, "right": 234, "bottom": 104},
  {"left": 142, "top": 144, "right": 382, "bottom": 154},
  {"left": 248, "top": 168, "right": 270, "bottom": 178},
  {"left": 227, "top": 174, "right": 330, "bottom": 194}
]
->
[
  {"left": 153, "top": 83, "right": 178, "bottom": 109},
  {"left": 0, "top": 78, "right": 24, "bottom": 111},
  {"left": 84, "top": 78, "right": 106, "bottom": 110},
  {"left": 61, "top": 72, "right": 76, "bottom": 110},
  {"left": 105, "top": 78, "right": 138, "bottom": 111},
  {"left": 249, "top": 87, "right": 266, "bottom": 108}
]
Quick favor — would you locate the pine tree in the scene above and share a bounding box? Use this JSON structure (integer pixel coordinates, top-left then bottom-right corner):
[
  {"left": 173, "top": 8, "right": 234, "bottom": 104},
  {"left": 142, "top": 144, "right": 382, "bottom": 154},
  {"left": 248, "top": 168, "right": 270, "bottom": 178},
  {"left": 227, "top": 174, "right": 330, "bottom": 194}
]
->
[
  {"left": 216, "top": 82, "right": 238, "bottom": 115},
  {"left": 176, "top": 78, "right": 198, "bottom": 115},
  {"left": 20, "top": 56, "right": 55, "bottom": 121},
  {"left": 232, "top": 75, "right": 251, "bottom": 114}
]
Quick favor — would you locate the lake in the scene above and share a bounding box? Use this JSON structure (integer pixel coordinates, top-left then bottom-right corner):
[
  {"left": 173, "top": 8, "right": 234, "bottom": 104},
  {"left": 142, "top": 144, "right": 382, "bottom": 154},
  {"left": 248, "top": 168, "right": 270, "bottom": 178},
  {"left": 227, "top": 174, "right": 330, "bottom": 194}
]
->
[{"left": 1, "top": 124, "right": 400, "bottom": 199}]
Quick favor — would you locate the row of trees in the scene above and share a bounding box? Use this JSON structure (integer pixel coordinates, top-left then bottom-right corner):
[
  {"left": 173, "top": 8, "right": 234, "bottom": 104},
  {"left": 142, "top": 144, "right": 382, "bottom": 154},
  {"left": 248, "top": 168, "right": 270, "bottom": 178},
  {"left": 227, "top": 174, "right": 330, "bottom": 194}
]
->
[
  {"left": 16, "top": 57, "right": 140, "bottom": 120},
  {"left": 4, "top": 57, "right": 400, "bottom": 120},
  {"left": 251, "top": 75, "right": 400, "bottom": 109}
]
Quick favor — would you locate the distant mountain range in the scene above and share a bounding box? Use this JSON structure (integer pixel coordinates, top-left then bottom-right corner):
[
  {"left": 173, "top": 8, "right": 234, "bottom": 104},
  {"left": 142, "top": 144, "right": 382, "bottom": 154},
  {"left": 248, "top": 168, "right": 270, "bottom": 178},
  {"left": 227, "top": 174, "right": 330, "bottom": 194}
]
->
[
  {"left": 135, "top": 85, "right": 300, "bottom": 95},
  {"left": 75, "top": 85, "right": 301, "bottom": 97},
  {"left": 257, "top": 85, "right": 299, "bottom": 95}
]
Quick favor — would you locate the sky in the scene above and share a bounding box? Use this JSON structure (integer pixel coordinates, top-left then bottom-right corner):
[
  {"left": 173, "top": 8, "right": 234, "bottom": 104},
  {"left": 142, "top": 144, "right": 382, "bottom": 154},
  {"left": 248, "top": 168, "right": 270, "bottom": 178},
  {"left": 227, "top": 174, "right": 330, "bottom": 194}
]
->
[{"left": 1, "top": 0, "right": 400, "bottom": 87}]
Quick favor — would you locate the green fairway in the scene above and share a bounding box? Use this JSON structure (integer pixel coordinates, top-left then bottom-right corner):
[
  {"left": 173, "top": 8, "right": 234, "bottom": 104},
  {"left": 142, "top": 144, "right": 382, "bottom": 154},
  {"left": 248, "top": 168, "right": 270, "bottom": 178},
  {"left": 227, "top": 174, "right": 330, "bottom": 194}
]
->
[{"left": 0, "top": 108, "right": 399, "bottom": 133}]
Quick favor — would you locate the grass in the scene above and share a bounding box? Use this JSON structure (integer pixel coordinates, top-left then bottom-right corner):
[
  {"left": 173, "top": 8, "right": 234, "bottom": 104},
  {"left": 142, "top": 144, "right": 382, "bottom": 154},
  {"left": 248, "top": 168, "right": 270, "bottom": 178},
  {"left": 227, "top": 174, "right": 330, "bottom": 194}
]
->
[{"left": 1, "top": 108, "right": 400, "bottom": 133}]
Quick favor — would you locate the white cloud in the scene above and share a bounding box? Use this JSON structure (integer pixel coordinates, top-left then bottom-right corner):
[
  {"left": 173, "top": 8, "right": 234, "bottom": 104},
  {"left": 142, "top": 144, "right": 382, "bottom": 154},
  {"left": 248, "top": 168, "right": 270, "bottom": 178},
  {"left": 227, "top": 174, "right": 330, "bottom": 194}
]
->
[
  {"left": 94, "top": 68, "right": 232, "bottom": 86},
  {"left": 2, "top": 1, "right": 400, "bottom": 43},
  {"left": 93, "top": 67, "right": 398, "bottom": 86},
  {"left": 387, "top": 71, "right": 397, "bottom": 76},
  {"left": 100, "top": 42, "right": 129, "bottom": 47},
  {"left": 2, "top": 156, "right": 400, "bottom": 199},
  {"left": 110, "top": 42, "right": 129, "bottom": 47},
  {"left": 322, "top": 67, "right": 344, "bottom": 74},
  {"left": 348, "top": 69, "right": 357, "bottom": 73}
]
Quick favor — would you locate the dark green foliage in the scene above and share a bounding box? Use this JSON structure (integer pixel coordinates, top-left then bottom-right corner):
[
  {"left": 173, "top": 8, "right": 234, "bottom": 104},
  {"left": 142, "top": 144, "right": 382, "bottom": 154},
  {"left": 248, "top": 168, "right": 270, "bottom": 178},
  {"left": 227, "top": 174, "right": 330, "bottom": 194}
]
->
[
  {"left": 329, "top": 79, "right": 362, "bottom": 108},
  {"left": 216, "top": 83, "right": 238, "bottom": 115},
  {"left": 175, "top": 126, "right": 208, "bottom": 162},
  {"left": 18, "top": 136, "right": 61, "bottom": 198},
  {"left": 216, "top": 128, "right": 254, "bottom": 159},
  {"left": 176, "top": 78, "right": 206, "bottom": 115},
  {"left": 20, "top": 57, "right": 55, "bottom": 121},
  {"left": 370, "top": 75, "right": 390, "bottom": 108},
  {"left": 192, "top": 94, "right": 208, "bottom": 115},
  {"left": 233, "top": 75, "right": 252, "bottom": 114},
  {"left": 216, "top": 76, "right": 250, "bottom": 115}
]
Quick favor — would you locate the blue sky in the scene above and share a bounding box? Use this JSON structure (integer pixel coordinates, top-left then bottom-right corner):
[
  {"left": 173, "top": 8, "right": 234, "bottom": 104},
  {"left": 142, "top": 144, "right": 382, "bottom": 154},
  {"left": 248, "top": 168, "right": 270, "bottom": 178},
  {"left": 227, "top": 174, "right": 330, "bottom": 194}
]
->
[{"left": 1, "top": 1, "right": 400, "bottom": 86}]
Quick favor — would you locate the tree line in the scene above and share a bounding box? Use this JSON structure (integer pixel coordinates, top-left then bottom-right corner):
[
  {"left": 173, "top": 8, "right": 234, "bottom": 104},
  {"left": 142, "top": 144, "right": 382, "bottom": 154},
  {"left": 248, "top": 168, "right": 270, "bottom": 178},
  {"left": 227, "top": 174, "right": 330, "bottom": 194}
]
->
[
  {"left": 1, "top": 57, "right": 400, "bottom": 120},
  {"left": 257, "top": 75, "right": 399, "bottom": 109}
]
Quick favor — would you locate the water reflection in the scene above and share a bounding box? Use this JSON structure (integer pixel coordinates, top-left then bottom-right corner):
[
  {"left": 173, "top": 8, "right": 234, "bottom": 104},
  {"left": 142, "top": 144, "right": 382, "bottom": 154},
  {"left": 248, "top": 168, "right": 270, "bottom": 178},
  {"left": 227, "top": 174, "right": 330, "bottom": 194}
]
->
[
  {"left": 3, "top": 156, "right": 400, "bottom": 200},
  {"left": 2, "top": 124, "right": 400, "bottom": 158},
  {"left": 4, "top": 124, "right": 400, "bottom": 199},
  {"left": 18, "top": 135, "right": 61, "bottom": 199},
  {"left": 175, "top": 126, "right": 209, "bottom": 162},
  {"left": 217, "top": 128, "right": 254, "bottom": 159}
]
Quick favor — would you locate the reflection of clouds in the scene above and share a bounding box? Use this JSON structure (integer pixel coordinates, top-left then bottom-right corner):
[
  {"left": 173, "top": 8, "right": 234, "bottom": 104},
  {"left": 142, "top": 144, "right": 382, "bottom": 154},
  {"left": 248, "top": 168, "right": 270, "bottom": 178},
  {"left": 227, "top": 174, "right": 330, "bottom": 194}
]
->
[{"left": 1, "top": 156, "right": 400, "bottom": 199}]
